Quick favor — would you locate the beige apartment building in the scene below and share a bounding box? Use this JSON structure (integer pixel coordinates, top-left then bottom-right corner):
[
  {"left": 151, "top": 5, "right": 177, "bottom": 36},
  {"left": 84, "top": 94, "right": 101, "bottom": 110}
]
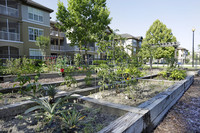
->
[{"left": 0, "top": 0, "right": 53, "bottom": 59}]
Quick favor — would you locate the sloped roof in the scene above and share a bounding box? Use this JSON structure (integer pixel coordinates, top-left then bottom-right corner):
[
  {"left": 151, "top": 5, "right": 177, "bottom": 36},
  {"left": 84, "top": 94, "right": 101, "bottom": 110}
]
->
[
  {"left": 177, "top": 47, "right": 188, "bottom": 50},
  {"left": 21, "top": 0, "right": 53, "bottom": 13},
  {"left": 119, "top": 33, "right": 143, "bottom": 40}
]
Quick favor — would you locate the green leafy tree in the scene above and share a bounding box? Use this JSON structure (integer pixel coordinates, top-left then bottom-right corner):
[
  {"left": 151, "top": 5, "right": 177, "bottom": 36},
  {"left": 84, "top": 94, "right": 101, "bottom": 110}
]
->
[
  {"left": 97, "top": 30, "right": 129, "bottom": 64},
  {"left": 35, "top": 36, "right": 50, "bottom": 56},
  {"left": 56, "top": 0, "right": 112, "bottom": 65},
  {"left": 139, "top": 19, "right": 177, "bottom": 68}
]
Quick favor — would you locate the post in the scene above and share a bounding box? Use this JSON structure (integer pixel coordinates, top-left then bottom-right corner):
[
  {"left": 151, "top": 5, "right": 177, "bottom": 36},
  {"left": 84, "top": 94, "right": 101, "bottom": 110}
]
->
[{"left": 192, "top": 28, "right": 195, "bottom": 67}]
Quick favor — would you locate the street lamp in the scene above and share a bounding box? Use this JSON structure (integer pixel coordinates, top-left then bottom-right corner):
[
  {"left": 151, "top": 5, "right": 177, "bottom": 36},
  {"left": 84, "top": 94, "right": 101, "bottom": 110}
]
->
[{"left": 192, "top": 28, "right": 195, "bottom": 67}]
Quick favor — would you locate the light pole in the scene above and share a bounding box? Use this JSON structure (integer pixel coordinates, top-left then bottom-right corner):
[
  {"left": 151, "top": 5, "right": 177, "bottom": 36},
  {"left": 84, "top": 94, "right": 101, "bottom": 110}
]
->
[{"left": 192, "top": 28, "right": 195, "bottom": 67}]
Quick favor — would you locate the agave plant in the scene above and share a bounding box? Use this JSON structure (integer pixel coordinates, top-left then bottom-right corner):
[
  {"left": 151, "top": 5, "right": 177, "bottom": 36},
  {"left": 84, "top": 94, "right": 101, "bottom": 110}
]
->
[
  {"left": 46, "top": 85, "right": 57, "bottom": 104},
  {"left": 25, "top": 98, "right": 63, "bottom": 124},
  {"left": 61, "top": 109, "right": 85, "bottom": 130}
]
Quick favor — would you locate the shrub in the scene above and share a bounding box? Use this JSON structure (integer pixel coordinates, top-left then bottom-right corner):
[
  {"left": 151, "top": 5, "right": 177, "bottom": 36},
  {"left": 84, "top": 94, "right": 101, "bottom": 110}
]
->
[
  {"left": 170, "top": 69, "right": 186, "bottom": 80},
  {"left": 93, "top": 60, "right": 107, "bottom": 65}
]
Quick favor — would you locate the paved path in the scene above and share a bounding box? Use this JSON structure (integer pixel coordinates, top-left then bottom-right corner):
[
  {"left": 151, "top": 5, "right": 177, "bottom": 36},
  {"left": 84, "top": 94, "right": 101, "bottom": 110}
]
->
[{"left": 154, "top": 76, "right": 200, "bottom": 133}]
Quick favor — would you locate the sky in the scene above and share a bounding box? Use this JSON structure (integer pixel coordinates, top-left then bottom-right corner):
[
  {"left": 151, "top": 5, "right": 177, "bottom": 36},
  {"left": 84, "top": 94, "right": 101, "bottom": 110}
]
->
[{"left": 34, "top": 0, "right": 200, "bottom": 52}]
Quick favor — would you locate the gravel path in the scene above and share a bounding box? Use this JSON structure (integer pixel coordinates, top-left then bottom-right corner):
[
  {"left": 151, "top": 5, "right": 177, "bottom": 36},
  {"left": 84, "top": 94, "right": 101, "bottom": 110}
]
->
[{"left": 154, "top": 76, "right": 200, "bottom": 133}]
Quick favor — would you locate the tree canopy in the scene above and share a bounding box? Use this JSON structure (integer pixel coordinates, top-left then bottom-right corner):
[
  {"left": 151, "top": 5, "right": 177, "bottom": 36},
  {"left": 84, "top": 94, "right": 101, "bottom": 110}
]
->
[
  {"left": 139, "top": 19, "right": 177, "bottom": 68},
  {"left": 56, "top": 0, "right": 112, "bottom": 64},
  {"left": 35, "top": 36, "right": 50, "bottom": 56},
  {"left": 142, "top": 19, "right": 177, "bottom": 45}
]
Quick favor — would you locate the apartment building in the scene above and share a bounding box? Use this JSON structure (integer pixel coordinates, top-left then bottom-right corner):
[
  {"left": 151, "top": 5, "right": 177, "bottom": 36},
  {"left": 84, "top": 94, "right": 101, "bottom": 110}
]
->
[
  {"left": 119, "top": 33, "right": 143, "bottom": 56},
  {"left": 50, "top": 20, "right": 99, "bottom": 60},
  {"left": 0, "top": 0, "right": 53, "bottom": 59},
  {"left": 177, "top": 47, "right": 188, "bottom": 64}
]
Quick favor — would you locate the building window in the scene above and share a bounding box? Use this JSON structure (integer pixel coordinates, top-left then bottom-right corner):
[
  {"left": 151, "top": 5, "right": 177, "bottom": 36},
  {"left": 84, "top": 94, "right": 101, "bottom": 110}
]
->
[
  {"left": 28, "top": 7, "right": 43, "bottom": 23},
  {"left": 28, "top": 27, "right": 43, "bottom": 41},
  {"left": 29, "top": 48, "right": 42, "bottom": 56}
]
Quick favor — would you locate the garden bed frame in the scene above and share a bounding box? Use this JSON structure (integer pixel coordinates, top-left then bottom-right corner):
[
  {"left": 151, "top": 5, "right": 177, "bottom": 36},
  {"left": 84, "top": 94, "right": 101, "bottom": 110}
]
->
[{"left": 0, "top": 73, "right": 196, "bottom": 132}]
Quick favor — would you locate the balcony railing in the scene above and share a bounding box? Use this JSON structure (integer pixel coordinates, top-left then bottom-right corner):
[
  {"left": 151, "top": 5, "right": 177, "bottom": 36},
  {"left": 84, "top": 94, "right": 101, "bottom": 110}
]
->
[
  {"left": 0, "top": 4, "right": 19, "bottom": 17},
  {"left": 0, "top": 31, "right": 20, "bottom": 41},
  {"left": 51, "top": 45, "right": 66, "bottom": 51},
  {"left": 50, "top": 30, "right": 65, "bottom": 38}
]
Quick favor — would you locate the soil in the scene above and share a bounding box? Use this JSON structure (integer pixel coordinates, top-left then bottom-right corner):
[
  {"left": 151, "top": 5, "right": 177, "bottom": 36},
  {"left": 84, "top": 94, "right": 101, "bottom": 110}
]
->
[
  {"left": 142, "top": 69, "right": 162, "bottom": 76},
  {"left": 0, "top": 93, "right": 32, "bottom": 107},
  {"left": 0, "top": 104, "right": 118, "bottom": 133},
  {"left": 154, "top": 76, "right": 200, "bottom": 133},
  {"left": 88, "top": 81, "right": 174, "bottom": 107},
  {"left": 0, "top": 78, "right": 99, "bottom": 107}
]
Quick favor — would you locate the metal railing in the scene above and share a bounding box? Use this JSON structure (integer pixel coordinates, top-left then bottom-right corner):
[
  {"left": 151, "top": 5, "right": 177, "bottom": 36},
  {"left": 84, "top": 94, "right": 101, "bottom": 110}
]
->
[
  {"left": 0, "top": 4, "right": 19, "bottom": 17},
  {"left": 51, "top": 45, "right": 66, "bottom": 51},
  {"left": 50, "top": 30, "right": 65, "bottom": 37},
  {"left": 0, "top": 30, "right": 20, "bottom": 41}
]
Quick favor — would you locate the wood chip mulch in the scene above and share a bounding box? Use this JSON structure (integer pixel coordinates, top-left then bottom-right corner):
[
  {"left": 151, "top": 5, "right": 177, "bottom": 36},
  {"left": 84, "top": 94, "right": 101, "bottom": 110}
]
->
[{"left": 154, "top": 76, "right": 200, "bottom": 133}]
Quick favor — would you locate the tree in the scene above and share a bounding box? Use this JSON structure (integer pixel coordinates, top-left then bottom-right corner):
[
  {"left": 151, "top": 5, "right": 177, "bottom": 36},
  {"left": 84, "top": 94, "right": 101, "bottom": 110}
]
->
[
  {"left": 35, "top": 36, "right": 50, "bottom": 56},
  {"left": 139, "top": 19, "right": 177, "bottom": 68},
  {"left": 56, "top": 0, "right": 112, "bottom": 65}
]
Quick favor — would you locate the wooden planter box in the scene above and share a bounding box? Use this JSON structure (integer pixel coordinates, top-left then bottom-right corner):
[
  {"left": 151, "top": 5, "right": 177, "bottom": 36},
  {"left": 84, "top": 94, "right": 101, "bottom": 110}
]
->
[{"left": 0, "top": 73, "right": 61, "bottom": 83}]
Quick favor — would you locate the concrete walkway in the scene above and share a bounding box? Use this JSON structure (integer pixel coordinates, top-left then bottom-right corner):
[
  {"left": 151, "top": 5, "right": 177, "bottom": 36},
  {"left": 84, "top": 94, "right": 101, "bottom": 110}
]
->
[{"left": 154, "top": 76, "right": 200, "bottom": 133}]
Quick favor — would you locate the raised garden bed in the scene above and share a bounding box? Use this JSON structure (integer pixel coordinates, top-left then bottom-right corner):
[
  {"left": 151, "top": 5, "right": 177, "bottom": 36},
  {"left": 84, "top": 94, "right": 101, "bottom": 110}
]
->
[
  {"left": 0, "top": 75, "right": 97, "bottom": 94},
  {"left": 0, "top": 78, "right": 100, "bottom": 107},
  {"left": 0, "top": 71, "right": 96, "bottom": 83},
  {"left": 87, "top": 80, "right": 175, "bottom": 107},
  {"left": 99, "top": 75, "right": 194, "bottom": 132},
  {"left": 0, "top": 71, "right": 196, "bottom": 132},
  {"left": 0, "top": 101, "right": 119, "bottom": 132},
  {"left": 0, "top": 73, "right": 61, "bottom": 83}
]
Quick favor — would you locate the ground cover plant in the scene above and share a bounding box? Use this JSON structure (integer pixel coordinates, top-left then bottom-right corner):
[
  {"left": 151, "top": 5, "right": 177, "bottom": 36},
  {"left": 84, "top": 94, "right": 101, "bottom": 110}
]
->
[{"left": 158, "top": 67, "right": 187, "bottom": 80}]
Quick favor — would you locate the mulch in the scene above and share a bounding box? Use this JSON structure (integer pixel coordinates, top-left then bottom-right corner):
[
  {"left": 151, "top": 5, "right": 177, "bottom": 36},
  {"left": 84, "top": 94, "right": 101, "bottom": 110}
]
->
[{"left": 154, "top": 76, "right": 200, "bottom": 133}]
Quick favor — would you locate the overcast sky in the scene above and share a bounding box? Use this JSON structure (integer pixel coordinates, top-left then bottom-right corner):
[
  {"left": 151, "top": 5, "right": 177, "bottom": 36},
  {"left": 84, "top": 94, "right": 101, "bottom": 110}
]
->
[{"left": 34, "top": 0, "right": 200, "bottom": 52}]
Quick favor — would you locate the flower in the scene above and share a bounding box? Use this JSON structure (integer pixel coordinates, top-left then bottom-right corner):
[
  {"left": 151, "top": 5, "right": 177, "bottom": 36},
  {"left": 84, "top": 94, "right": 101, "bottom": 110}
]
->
[
  {"left": 127, "top": 77, "right": 130, "bottom": 80},
  {"left": 60, "top": 68, "right": 64, "bottom": 73}
]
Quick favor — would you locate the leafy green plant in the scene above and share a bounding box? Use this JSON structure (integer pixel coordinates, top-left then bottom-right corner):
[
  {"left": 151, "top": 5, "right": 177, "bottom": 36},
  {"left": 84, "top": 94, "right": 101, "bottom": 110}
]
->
[
  {"left": 74, "top": 53, "right": 82, "bottom": 67},
  {"left": 93, "top": 60, "right": 107, "bottom": 65},
  {"left": 169, "top": 69, "right": 186, "bottom": 80},
  {"left": 61, "top": 109, "right": 85, "bottom": 130},
  {"left": 25, "top": 98, "right": 63, "bottom": 124},
  {"left": 25, "top": 74, "right": 43, "bottom": 97},
  {"left": 14, "top": 75, "right": 31, "bottom": 93},
  {"left": 159, "top": 71, "right": 168, "bottom": 79},
  {"left": 0, "top": 93, "right": 2, "bottom": 99},
  {"left": 84, "top": 67, "right": 93, "bottom": 86},
  {"left": 61, "top": 75, "right": 77, "bottom": 88}
]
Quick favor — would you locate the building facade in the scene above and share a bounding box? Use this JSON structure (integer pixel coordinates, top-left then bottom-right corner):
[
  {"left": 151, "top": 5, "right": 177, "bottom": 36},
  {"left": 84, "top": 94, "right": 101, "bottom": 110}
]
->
[
  {"left": 119, "top": 33, "right": 143, "bottom": 56},
  {"left": 177, "top": 47, "right": 188, "bottom": 64},
  {"left": 0, "top": 0, "right": 53, "bottom": 59},
  {"left": 50, "top": 21, "right": 99, "bottom": 60}
]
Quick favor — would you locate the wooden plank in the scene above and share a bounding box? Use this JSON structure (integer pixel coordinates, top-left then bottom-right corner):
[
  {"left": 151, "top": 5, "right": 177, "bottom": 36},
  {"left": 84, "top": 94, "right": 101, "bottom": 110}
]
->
[
  {"left": 98, "top": 112, "right": 144, "bottom": 133},
  {"left": 72, "top": 94, "right": 148, "bottom": 115}
]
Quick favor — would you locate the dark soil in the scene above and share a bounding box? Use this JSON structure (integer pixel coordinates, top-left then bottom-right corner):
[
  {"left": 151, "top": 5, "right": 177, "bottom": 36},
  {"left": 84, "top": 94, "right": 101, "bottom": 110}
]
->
[
  {"left": 0, "top": 105, "right": 118, "bottom": 133},
  {"left": 154, "top": 76, "right": 200, "bottom": 133}
]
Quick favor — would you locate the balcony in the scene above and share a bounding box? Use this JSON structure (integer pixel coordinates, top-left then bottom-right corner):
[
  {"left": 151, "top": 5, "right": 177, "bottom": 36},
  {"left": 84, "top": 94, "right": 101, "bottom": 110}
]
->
[
  {"left": 0, "top": 4, "right": 19, "bottom": 17},
  {"left": 50, "top": 30, "right": 65, "bottom": 38},
  {"left": 0, "top": 30, "right": 20, "bottom": 41},
  {"left": 51, "top": 45, "right": 66, "bottom": 51}
]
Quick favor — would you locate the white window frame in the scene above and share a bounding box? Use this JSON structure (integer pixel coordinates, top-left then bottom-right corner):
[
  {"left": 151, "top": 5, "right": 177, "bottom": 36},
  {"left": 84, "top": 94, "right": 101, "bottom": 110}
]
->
[
  {"left": 29, "top": 48, "right": 42, "bottom": 56},
  {"left": 28, "top": 7, "right": 44, "bottom": 23},
  {"left": 28, "top": 27, "right": 44, "bottom": 41}
]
